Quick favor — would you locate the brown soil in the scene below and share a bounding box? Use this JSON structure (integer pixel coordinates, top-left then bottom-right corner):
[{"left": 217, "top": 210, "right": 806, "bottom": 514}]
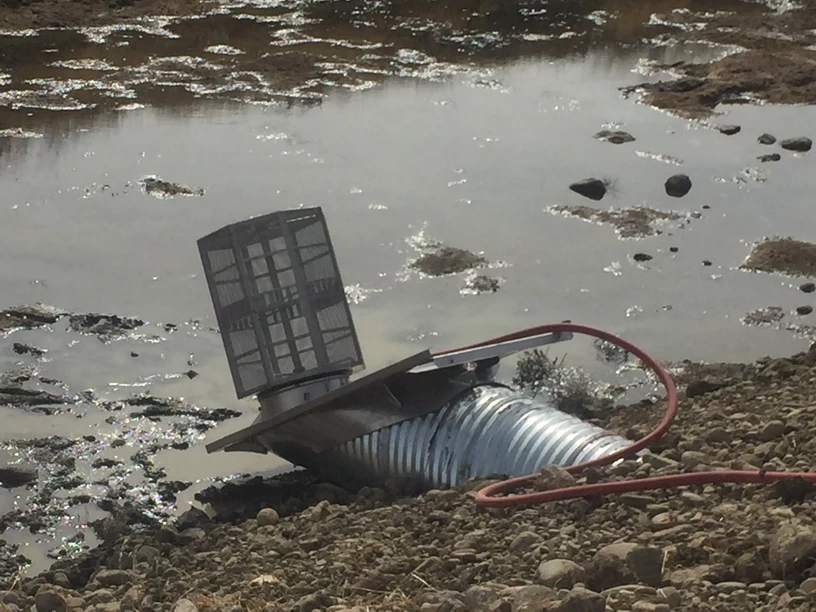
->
[
  {"left": 741, "top": 238, "right": 816, "bottom": 278},
  {"left": 549, "top": 205, "right": 694, "bottom": 239},
  {"left": 0, "top": 0, "right": 206, "bottom": 30}
]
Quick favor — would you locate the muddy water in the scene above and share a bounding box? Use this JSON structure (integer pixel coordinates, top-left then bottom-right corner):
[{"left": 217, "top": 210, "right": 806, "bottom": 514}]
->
[{"left": 2, "top": 0, "right": 816, "bottom": 574}]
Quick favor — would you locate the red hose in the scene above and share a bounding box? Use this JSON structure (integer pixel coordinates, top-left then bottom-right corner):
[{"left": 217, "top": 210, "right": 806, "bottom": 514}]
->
[{"left": 432, "top": 323, "right": 816, "bottom": 508}]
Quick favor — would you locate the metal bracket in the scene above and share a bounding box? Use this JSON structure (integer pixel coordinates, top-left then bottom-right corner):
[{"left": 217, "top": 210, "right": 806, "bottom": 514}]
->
[{"left": 409, "top": 331, "right": 574, "bottom": 374}]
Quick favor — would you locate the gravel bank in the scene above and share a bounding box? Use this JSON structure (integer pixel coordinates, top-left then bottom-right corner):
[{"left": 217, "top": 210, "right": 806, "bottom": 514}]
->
[{"left": 3, "top": 343, "right": 816, "bottom": 612}]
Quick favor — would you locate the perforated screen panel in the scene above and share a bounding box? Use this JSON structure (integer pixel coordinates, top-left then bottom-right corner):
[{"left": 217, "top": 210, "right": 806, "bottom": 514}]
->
[{"left": 198, "top": 207, "right": 364, "bottom": 399}]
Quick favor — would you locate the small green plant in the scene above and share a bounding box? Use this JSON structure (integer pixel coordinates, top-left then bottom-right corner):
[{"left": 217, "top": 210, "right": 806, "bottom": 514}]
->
[{"left": 512, "top": 349, "right": 600, "bottom": 418}]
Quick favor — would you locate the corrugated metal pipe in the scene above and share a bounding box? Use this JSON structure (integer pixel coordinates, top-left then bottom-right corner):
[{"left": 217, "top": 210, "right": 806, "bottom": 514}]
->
[{"left": 307, "top": 384, "right": 633, "bottom": 492}]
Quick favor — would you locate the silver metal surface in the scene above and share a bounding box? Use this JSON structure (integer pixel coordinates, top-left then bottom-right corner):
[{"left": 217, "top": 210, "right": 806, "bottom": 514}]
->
[
  {"left": 197, "top": 207, "right": 364, "bottom": 399},
  {"left": 306, "top": 385, "right": 633, "bottom": 491},
  {"left": 258, "top": 374, "right": 349, "bottom": 420},
  {"left": 411, "top": 331, "right": 573, "bottom": 374},
  {"left": 208, "top": 351, "right": 484, "bottom": 466}
]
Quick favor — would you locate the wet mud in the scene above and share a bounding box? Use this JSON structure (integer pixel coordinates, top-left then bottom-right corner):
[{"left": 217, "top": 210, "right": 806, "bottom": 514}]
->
[
  {"left": 0, "top": 0, "right": 812, "bottom": 118},
  {"left": 548, "top": 205, "right": 698, "bottom": 239},
  {"left": 0, "top": 305, "right": 242, "bottom": 582},
  {"left": 620, "top": 4, "right": 816, "bottom": 116},
  {"left": 410, "top": 245, "right": 488, "bottom": 277},
  {"left": 139, "top": 177, "right": 205, "bottom": 199},
  {"left": 741, "top": 238, "right": 816, "bottom": 278},
  {"left": 627, "top": 49, "right": 816, "bottom": 117},
  {"left": 0, "top": 0, "right": 203, "bottom": 30}
]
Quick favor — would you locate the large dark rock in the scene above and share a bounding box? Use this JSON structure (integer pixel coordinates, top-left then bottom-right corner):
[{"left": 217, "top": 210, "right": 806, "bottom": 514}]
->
[
  {"left": 569, "top": 178, "right": 606, "bottom": 201},
  {"left": 665, "top": 174, "right": 692, "bottom": 198},
  {"left": 0, "top": 465, "right": 37, "bottom": 488},
  {"left": 780, "top": 137, "right": 812, "bottom": 152}
]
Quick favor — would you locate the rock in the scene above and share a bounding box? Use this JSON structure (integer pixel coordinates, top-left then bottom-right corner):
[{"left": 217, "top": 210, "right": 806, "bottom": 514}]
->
[
  {"left": 670, "top": 565, "right": 722, "bottom": 587},
  {"left": 510, "top": 531, "right": 544, "bottom": 552},
  {"left": 134, "top": 545, "right": 159, "bottom": 564},
  {"left": 664, "top": 174, "right": 692, "bottom": 198},
  {"left": 156, "top": 526, "right": 179, "bottom": 544},
  {"left": 503, "top": 586, "right": 557, "bottom": 612},
  {"left": 172, "top": 599, "right": 199, "bottom": 612},
  {"left": 556, "top": 588, "right": 604, "bottom": 612},
  {"left": 176, "top": 507, "right": 210, "bottom": 531},
  {"left": 769, "top": 521, "right": 816, "bottom": 579},
  {"left": 533, "top": 466, "right": 576, "bottom": 490},
  {"left": 718, "top": 125, "right": 741, "bottom": 135},
  {"left": 759, "top": 420, "right": 786, "bottom": 441},
  {"left": 685, "top": 379, "right": 722, "bottom": 398},
  {"left": 594, "top": 130, "right": 635, "bottom": 144},
  {"left": 735, "top": 550, "right": 767, "bottom": 583},
  {"left": 800, "top": 282, "right": 816, "bottom": 293},
  {"left": 659, "top": 586, "right": 681, "bottom": 607},
  {"left": 633, "top": 253, "right": 653, "bottom": 262},
  {"left": 64, "top": 597, "right": 84, "bottom": 609},
  {"left": 12, "top": 343, "right": 45, "bottom": 357},
  {"left": 706, "top": 428, "right": 733, "bottom": 444},
  {"left": 800, "top": 577, "right": 816, "bottom": 593},
  {"left": 257, "top": 507, "right": 280, "bottom": 527},
  {"left": 537, "top": 559, "right": 586, "bottom": 589},
  {"left": 780, "top": 137, "right": 812, "bottom": 152},
  {"left": 50, "top": 573, "right": 71, "bottom": 589},
  {"left": 86, "top": 589, "right": 114, "bottom": 605},
  {"left": 35, "top": 589, "right": 66, "bottom": 612},
  {"left": 463, "top": 586, "right": 499, "bottom": 610},
  {"left": 758, "top": 153, "right": 781, "bottom": 163},
  {"left": 488, "top": 601, "right": 511, "bottom": 612},
  {"left": 569, "top": 178, "right": 607, "bottom": 201},
  {"left": 620, "top": 494, "right": 653, "bottom": 509},
  {"left": 632, "top": 603, "right": 669, "bottom": 612},
  {"left": 588, "top": 543, "right": 663, "bottom": 590},
  {"left": 680, "top": 451, "right": 711, "bottom": 469},
  {"left": 95, "top": 570, "right": 132, "bottom": 587},
  {"left": 796, "top": 305, "right": 813, "bottom": 316},
  {"left": 0, "top": 465, "right": 37, "bottom": 488},
  {"left": 179, "top": 528, "right": 206, "bottom": 544},
  {"left": 758, "top": 133, "right": 777, "bottom": 145},
  {"left": 121, "top": 585, "right": 143, "bottom": 609}
]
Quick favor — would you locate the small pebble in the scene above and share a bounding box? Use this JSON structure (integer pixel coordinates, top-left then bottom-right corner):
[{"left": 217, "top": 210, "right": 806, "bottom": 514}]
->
[
  {"left": 633, "top": 253, "right": 653, "bottom": 262},
  {"left": 796, "top": 305, "right": 813, "bottom": 316},
  {"left": 800, "top": 282, "right": 816, "bottom": 293},
  {"left": 758, "top": 133, "right": 777, "bottom": 145},
  {"left": 718, "top": 125, "right": 741, "bottom": 135},
  {"left": 702, "top": 260, "right": 713, "bottom": 266},
  {"left": 670, "top": 246, "right": 679, "bottom": 253}
]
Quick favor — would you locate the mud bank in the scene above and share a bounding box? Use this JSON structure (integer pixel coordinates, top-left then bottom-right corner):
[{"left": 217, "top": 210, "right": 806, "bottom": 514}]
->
[
  {"left": 621, "top": 3, "right": 816, "bottom": 116},
  {"left": 2, "top": 344, "right": 816, "bottom": 611},
  {"left": 0, "top": 0, "right": 203, "bottom": 31}
]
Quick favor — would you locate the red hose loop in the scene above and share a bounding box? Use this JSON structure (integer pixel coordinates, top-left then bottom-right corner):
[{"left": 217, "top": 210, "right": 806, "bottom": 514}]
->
[{"left": 433, "top": 323, "right": 815, "bottom": 508}]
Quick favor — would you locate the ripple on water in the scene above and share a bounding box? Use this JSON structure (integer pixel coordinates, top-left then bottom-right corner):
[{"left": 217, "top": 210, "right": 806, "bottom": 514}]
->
[
  {"left": 0, "top": 128, "right": 44, "bottom": 139},
  {"left": 79, "top": 17, "right": 182, "bottom": 44},
  {"left": 203, "top": 45, "right": 245, "bottom": 55},
  {"left": 49, "top": 59, "right": 118, "bottom": 71}
]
